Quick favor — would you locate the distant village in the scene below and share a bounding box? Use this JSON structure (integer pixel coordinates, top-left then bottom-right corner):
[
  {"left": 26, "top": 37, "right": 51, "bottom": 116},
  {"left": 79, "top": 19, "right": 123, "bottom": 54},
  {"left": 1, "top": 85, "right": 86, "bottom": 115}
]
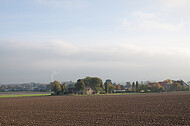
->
[
  {"left": 1, "top": 77, "right": 189, "bottom": 95},
  {"left": 0, "top": 82, "right": 50, "bottom": 92}
]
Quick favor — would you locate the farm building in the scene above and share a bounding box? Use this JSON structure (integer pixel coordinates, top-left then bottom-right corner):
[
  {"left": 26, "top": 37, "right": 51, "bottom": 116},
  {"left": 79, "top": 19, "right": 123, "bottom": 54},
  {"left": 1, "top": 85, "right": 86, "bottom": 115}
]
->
[{"left": 78, "top": 87, "right": 94, "bottom": 95}]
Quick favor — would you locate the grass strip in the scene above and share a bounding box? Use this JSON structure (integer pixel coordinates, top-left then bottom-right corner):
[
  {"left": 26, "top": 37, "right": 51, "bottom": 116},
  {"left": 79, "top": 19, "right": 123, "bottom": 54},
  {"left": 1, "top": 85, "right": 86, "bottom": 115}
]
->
[{"left": 0, "top": 94, "right": 51, "bottom": 98}]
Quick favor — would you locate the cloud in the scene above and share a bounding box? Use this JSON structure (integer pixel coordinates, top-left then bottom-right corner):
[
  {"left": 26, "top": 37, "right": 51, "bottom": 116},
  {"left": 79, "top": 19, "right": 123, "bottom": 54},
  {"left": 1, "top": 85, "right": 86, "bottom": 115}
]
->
[
  {"left": 34, "top": 0, "right": 87, "bottom": 8},
  {"left": 6, "top": 39, "right": 79, "bottom": 56},
  {"left": 1, "top": 39, "right": 190, "bottom": 66},
  {"left": 1, "top": 39, "right": 190, "bottom": 83},
  {"left": 158, "top": 0, "right": 190, "bottom": 10},
  {"left": 122, "top": 11, "right": 184, "bottom": 32}
]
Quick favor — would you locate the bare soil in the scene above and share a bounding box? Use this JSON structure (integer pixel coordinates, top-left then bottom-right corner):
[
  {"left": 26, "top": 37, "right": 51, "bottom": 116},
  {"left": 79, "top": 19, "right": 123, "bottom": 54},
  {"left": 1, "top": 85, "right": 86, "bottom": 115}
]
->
[{"left": 0, "top": 92, "right": 189, "bottom": 126}]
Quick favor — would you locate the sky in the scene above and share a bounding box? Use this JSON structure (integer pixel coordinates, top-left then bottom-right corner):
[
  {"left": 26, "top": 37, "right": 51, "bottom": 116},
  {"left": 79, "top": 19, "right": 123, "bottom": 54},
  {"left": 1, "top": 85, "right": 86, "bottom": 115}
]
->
[{"left": 0, "top": 0, "right": 190, "bottom": 84}]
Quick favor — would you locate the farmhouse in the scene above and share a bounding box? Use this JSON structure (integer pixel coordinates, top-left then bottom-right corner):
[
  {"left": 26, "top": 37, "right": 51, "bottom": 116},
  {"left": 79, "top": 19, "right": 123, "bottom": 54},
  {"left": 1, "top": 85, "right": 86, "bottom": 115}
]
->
[
  {"left": 78, "top": 87, "right": 94, "bottom": 95},
  {"left": 148, "top": 82, "right": 159, "bottom": 87},
  {"left": 158, "top": 81, "right": 167, "bottom": 88},
  {"left": 84, "top": 87, "right": 94, "bottom": 94}
]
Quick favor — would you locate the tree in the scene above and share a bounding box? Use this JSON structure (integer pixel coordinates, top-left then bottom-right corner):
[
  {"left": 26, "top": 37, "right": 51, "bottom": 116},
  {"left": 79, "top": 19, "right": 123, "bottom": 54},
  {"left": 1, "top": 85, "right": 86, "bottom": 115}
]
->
[
  {"left": 91, "top": 77, "right": 104, "bottom": 93},
  {"left": 132, "top": 82, "right": 136, "bottom": 92},
  {"left": 164, "top": 79, "right": 173, "bottom": 84},
  {"left": 125, "top": 82, "right": 132, "bottom": 89},
  {"left": 171, "top": 82, "right": 182, "bottom": 91},
  {"left": 115, "top": 84, "right": 120, "bottom": 90},
  {"left": 136, "top": 81, "right": 139, "bottom": 92},
  {"left": 149, "top": 84, "right": 164, "bottom": 92},
  {"left": 75, "top": 79, "right": 85, "bottom": 91},
  {"left": 83, "top": 76, "right": 104, "bottom": 93},
  {"left": 108, "top": 83, "right": 115, "bottom": 93},
  {"left": 140, "top": 84, "right": 149, "bottom": 92},
  {"left": 50, "top": 80, "right": 61, "bottom": 95},
  {"left": 104, "top": 82, "right": 109, "bottom": 93},
  {"left": 104, "top": 79, "right": 112, "bottom": 85},
  {"left": 61, "top": 83, "right": 66, "bottom": 94}
]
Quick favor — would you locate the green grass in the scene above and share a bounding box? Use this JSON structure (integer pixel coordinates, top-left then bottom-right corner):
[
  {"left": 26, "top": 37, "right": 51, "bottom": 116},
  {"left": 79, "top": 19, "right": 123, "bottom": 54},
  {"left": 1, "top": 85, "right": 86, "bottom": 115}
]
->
[
  {"left": 0, "top": 93, "right": 51, "bottom": 98},
  {"left": 2, "top": 91, "right": 188, "bottom": 98}
]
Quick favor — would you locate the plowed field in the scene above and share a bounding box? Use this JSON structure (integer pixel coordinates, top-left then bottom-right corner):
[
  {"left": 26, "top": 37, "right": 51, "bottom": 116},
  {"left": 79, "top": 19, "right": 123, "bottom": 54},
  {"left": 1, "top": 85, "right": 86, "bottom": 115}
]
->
[{"left": 0, "top": 92, "right": 189, "bottom": 125}]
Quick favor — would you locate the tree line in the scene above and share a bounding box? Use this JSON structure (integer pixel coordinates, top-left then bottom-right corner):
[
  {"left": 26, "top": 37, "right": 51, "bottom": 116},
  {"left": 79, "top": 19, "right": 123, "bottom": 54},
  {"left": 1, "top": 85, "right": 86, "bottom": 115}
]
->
[
  {"left": 50, "top": 77, "right": 190, "bottom": 95},
  {"left": 50, "top": 77, "right": 123, "bottom": 95}
]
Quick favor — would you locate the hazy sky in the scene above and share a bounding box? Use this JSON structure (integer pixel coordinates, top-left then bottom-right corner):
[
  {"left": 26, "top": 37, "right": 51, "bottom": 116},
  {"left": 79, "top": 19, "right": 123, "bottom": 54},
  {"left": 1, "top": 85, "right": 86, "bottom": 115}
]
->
[{"left": 1, "top": 0, "right": 190, "bottom": 84}]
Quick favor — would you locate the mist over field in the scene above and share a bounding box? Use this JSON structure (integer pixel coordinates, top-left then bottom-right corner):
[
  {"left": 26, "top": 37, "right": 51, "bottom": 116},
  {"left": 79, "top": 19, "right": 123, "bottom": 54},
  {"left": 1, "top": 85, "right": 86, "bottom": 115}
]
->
[{"left": 0, "top": 0, "right": 190, "bottom": 84}]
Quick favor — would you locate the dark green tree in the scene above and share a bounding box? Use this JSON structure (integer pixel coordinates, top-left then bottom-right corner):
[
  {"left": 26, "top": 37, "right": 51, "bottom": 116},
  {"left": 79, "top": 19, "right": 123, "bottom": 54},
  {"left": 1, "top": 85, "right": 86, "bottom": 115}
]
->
[
  {"left": 132, "top": 82, "right": 136, "bottom": 92},
  {"left": 61, "top": 83, "right": 66, "bottom": 94},
  {"left": 136, "top": 81, "right": 139, "bottom": 92},
  {"left": 83, "top": 76, "right": 104, "bottom": 93},
  {"left": 75, "top": 79, "right": 85, "bottom": 91},
  {"left": 104, "top": 82, "right": 109, "bottom": 93}
]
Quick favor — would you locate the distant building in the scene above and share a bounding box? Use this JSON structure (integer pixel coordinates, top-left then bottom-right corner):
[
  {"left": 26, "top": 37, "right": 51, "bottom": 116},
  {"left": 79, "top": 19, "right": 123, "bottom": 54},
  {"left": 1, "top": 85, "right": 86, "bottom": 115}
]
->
[
  {"left": 78, "top": 87, "right": 94, "bottom": 95},
  {"left": 148, "top": 82, "right": 159, "bottom": 87},
  {"left": 158, "top": 81, "right": 168, "bottom": 88},
  {"left": 84, "top": 87, "right": 94, "bottom": 94}
]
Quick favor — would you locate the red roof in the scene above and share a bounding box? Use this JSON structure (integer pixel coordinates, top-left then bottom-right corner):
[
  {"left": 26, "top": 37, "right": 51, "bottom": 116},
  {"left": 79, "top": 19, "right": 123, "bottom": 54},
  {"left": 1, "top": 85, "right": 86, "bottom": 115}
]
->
[
  {"left": 148, "top": 82, "right": 159, "bottom": 87},
  {"left": 159, "top": 81, "right": 167, "bottom": 88}
]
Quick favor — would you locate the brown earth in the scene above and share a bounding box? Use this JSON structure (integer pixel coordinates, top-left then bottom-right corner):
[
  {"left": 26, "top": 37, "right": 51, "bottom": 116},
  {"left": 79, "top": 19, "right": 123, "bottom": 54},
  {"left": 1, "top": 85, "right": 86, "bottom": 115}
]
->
[{"left": 0, "top": 92, "right": 189, "bottom": 126}]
